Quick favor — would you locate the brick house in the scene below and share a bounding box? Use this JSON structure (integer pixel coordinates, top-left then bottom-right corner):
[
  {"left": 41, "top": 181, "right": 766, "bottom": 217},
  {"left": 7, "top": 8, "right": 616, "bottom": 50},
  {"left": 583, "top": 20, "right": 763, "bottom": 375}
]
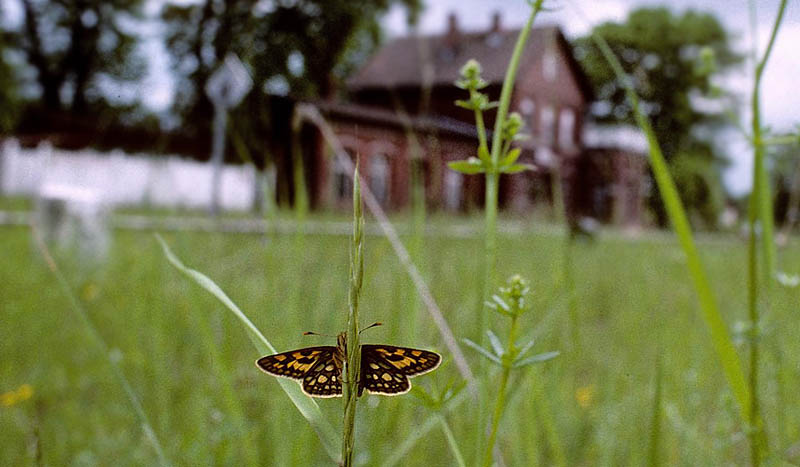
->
[{"left": 293, "top": 13, "right": 646, "bottom": 225}]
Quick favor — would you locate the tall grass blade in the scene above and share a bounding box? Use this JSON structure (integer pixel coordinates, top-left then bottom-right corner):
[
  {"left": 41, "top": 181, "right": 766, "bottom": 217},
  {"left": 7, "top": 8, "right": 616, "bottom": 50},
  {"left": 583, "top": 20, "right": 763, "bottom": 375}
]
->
[
  {"left": 746, "top": 2, "right": 788, "bottom": 463},
  {"left": 576, "top": 9, "right": 754, "bottom": 431},
  {"left": 381, "top": 389, "right": 470, "bottom": 467},
  {"left": 648, "top": 355, "right": 663, "bottom": 467},
  {"left": 32, "top": 227, "right": 171, "bottom": 467},
  {"left": 342, "top": 166, "right": 364, "bottom": 467},
  {"left": 437, "top": 414, "right": 467, "bottom": 467},
  {"left": 750, "top": 0, "right": 787, "bottom": 286},
  {"left": 156, "top": 234, "right": 340, "bottom": 463}
]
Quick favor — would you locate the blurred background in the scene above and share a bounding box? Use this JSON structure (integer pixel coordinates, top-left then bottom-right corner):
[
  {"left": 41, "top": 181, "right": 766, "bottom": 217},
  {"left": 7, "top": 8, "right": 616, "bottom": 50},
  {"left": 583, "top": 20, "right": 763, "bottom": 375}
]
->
[
  {"left": 1, "top": 0, "right": 799, "bottom": 465},
  {"left": 0, "top": 0, "right": 797, "bottom": 227}
]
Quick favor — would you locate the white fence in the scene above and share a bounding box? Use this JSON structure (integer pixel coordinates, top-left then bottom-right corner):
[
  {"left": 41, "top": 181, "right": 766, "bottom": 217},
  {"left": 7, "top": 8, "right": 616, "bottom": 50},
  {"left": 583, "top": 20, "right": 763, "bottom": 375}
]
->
[{"left": 0, "top": 139, "right": 259, "bottom": 211}]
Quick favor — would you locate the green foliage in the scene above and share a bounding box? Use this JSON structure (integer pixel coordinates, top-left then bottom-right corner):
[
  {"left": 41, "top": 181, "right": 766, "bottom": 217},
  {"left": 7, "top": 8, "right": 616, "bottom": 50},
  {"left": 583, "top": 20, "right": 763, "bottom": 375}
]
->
[
  {"left": 0, "top": 31, "right": 20, "bottom": 133},
  {"left": 6, "top": 223, "right": 800, "bottom": 465},
  {"left": 668, "top": 151, "right": 724, "bottom": 228},
  {"left": 467, "top": 275, "right": 558, "bottom": 467},
  {"left": 5, "top": 0, "right": 147, "bottom": 113},
  {"left": 157, "top": 235, "right": 340, "bottom": 462},
  {"left": 448, "top": 64, "right": 534, "bottom": 178},
  {"left": 575, "top": 7, "right": 741, "bottom": 226},
  {"left": 161, "top": 0, "right": 421, "bottom": 145}
]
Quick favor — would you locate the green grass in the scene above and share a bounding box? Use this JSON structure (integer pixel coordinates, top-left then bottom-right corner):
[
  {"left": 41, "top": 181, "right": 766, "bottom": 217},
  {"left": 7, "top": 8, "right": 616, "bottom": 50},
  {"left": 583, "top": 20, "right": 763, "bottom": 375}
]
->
[{"left": 2, "top": 220, "right": 800, "bottom": 465}]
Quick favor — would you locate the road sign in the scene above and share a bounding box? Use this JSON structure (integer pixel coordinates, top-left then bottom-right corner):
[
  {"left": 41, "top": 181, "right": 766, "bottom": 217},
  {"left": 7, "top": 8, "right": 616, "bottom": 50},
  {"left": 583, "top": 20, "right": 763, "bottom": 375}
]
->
[
  {"left": 205, "top": 53, "right": 253, "bottom": 109},
  {"left": 205, "top": 53, "right": 252, "bottom": 215}
]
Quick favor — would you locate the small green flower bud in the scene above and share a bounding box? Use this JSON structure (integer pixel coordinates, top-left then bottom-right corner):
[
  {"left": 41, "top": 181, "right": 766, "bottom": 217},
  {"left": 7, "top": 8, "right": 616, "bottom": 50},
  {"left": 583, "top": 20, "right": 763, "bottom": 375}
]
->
[
  {"left": 502, "top": 112, "right": 524, "bottom": 142},
  {"left": 460, "top": 59, "right": 482, "bottom": 81}
]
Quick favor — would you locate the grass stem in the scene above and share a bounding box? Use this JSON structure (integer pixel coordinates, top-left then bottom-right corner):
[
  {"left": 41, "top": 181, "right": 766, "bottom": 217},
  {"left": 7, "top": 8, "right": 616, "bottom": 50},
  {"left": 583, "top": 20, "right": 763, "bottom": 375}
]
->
[
  {"left": 746, "top": 1, "right": 788, "bottom": 463},
  {"left": 582, "top": 16, "right": 753, "bottom": 431},
  {"left": 483, "top": 313, "right": 521, "bottom": 467},
  {"left": 342, "top": 165, "right": 364, "bottom": 467},
  {"left": 437, "top": 414, "right": 467, "bottom": 467}
]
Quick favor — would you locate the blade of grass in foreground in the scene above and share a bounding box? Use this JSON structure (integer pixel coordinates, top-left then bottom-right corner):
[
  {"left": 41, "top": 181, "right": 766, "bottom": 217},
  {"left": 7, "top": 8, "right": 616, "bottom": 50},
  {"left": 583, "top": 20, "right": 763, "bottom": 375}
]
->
[
  {"left": 31, "top": 227, "right": 171, "bottom": 467},
  {"left": 156, "top": 234, "right": 340, "bottom": 463},
  {"left": 577, "top": 9, "right": 755, "bottom": 437},
  {"left": 648, "top": 354, "right": 663, "bottom": 467}
]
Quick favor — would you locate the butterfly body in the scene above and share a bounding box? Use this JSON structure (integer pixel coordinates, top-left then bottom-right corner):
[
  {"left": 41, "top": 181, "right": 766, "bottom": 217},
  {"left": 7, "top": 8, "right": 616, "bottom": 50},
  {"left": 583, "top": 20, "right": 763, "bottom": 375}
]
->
[{"left": 256, "top": 333, "right": 440, "bottom": 398}]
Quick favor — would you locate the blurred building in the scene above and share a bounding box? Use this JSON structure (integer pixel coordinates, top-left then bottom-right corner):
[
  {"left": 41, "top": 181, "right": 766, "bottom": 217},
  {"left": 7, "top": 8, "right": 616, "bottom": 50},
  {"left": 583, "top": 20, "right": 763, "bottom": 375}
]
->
[{"left": 292, "top": 13, "right": 647, "bottom": 226}]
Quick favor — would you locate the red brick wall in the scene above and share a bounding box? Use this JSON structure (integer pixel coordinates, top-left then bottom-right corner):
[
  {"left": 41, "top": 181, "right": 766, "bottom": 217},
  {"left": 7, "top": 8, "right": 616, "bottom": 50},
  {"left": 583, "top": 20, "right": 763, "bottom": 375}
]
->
[{"left": 321, "top": 120, "right": 480, "bottom": 212}]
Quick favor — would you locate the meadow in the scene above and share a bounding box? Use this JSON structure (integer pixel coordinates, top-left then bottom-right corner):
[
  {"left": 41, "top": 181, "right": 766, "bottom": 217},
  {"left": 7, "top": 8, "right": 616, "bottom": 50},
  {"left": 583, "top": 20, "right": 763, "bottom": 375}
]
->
[{"left": 2, "top": 212, "right": 799, "bottom": 466}]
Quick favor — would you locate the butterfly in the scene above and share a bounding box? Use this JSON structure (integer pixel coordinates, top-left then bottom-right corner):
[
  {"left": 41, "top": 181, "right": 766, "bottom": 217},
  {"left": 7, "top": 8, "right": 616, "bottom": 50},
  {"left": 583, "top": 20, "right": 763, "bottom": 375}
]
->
[{"left": 255, "top": 331, "right": 441, "bottom": 398}]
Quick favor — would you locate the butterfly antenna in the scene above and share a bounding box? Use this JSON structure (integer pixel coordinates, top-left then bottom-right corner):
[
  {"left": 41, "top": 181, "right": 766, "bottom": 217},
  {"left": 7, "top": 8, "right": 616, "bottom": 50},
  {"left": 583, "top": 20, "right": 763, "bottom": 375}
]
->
[
  {"left": 359, "top": 322, "right": 383, "bottom": 334},
  {"left": 303, "top": 331, "right": 336, "bottom": 337}
]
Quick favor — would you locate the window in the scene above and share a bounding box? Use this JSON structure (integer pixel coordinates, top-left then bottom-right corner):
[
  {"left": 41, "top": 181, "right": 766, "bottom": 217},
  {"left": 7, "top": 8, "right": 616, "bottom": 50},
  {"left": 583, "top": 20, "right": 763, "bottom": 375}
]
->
[
  {"left": 558, "top": 108, "right": 575, "bottom": 149},
  {"left": 543, "top": 50, "right": 557, "bottom": 82},
  {"left": 519, "top": 97, "right": 535, "bottom": 116},
  {"left": 369, "top": 154, "right": 390, "bottom": 206},
  {"left": 443, "top": 170, "right": 463, "bottom": 211},
  {"left": 334, "top": 152, "right": 353, "bottom": 201},
  {"left": 540, "top": 105, "right": 555, "bottom": 144}
]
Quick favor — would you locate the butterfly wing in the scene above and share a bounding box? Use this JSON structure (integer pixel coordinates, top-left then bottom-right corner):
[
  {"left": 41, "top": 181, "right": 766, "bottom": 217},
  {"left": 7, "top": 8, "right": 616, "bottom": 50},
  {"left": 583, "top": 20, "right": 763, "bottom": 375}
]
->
[
  {"left": 359, "top": 345, "right": 441, "bottom": 396},
  {"left": 256, "top": 346, "right": 343, "bottom": 398},
  {"left": 300, "top": 352, "right": 343, "bottom": 398}
]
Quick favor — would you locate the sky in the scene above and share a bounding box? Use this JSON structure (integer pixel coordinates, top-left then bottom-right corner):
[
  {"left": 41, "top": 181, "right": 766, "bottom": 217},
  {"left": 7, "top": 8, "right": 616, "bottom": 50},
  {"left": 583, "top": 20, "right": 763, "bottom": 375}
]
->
[{"left": 3, "top": 0, "right": 798, "bottom": 195}]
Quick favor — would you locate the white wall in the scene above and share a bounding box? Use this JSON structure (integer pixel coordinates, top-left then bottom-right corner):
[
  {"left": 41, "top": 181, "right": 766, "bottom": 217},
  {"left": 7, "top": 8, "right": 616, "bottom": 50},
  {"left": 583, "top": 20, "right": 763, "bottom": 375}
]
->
[{"left": 0, "top": 139, "right": 258, "bottom": 211}]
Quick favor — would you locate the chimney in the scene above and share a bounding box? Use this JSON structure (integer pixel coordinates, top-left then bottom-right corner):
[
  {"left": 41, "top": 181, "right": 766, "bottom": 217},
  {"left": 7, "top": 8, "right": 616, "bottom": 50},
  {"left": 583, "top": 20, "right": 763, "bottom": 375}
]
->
[
  {"left": 443, "top": 12, "right": 460, "bottom": 55},
  {"left": 490, "top": 11, "right": 502, "bottom": 33},
  {"left": 447, "top": 12, "right": 459, "bottom": 36}
]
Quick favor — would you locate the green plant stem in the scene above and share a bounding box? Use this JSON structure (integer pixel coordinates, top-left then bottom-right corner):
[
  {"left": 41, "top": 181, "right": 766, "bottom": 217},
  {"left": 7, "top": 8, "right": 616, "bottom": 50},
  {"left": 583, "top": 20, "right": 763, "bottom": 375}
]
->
[
  {"left": 483, "top": 0, "right": 543, "bottom": 294},
  {"left": 746, "top": 1, "right": 787, "bottom": 464},
  {"left": 342, "top": 166, "right": 364, "bottom": 467},
  {"left": 751, "top": 0, "right": 786, "bottom": 287},
  {"left": 562, "top": 237, "right": 578, "bottom": 346},
  {"left": 648, "top": 355, "right": 663, "bottom": 467},
  {"left": 483, "top": 314, "right": 521, "bottom": 467},
  {"left": 533, "top": 373, "right": 567, "bottom": 467},
  {"left": 589, "top": 27, "right": 754, "bottom": 432},
  {"left": 291, "top": 109, "right": 309, "bottom": 227},
  {"left": 437, "top": 414, "right": 467, "bottom": 467},
  {"left": 483, "top": 365, "right": 511, "bottom": 467},
  {"left": 473, "top": 103, "right": 490, "bottom": 158},
  {"left": 382, "top": 388, "right": 471, "bottom": 467},
  {"left": 477, "top": 3, "right": 543, "bottom": 455},
  {"left": 409, "top": 154, "right": 426, "bottom": 336}
]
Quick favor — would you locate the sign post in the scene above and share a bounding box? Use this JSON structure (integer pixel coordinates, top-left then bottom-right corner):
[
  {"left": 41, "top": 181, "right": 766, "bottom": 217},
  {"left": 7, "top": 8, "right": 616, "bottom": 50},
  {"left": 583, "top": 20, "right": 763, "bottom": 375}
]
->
[{"left": 204, "top": 53, "right": 252, "bottom": 215}]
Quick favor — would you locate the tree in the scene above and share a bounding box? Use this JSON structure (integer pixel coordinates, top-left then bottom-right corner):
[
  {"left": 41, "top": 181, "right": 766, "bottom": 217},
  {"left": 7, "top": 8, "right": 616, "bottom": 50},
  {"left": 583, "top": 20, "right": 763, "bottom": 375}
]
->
[
  {"left": 575, "top": 7, "right": 741, "bottom": 227},
  {"left": 7, "top": 0, "right": 146, "bottom": 115},
  {"left": 160, "top": 0, "right": 422, "bottom": 164},
  {"left": 0, "top": 19, "right": 20, "bottom": 133}
]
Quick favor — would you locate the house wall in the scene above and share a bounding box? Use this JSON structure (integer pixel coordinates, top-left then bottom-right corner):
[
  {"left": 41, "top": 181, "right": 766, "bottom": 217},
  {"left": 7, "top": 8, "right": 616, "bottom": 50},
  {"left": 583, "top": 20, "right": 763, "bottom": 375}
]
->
[
  {"left": 321, "top": 120, "right": 480, "bottom": 212},
  {"left": 502, "top": 34, "right": 589, "bottom": 217}
]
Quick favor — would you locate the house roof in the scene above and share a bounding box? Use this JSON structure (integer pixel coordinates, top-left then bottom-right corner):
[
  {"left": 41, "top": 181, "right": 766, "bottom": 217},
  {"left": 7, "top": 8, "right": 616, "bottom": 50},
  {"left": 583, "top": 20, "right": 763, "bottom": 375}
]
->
[
  {"left": 315, "top": 100, "right": 483, "bottom": 140},
  {"left": 347, "top": 24, "right": 592, "bottom": 99}
]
